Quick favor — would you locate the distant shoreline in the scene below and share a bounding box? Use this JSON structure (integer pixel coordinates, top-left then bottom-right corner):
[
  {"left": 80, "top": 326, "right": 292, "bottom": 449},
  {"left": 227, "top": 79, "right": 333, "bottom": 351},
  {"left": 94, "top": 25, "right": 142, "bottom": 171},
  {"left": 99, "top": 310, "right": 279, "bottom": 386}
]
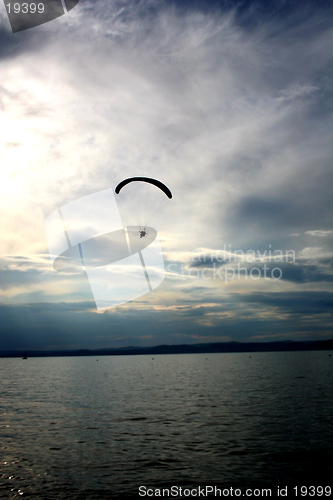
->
[{"left": 1, "top": 339, "right": 332, "bottom": 358}]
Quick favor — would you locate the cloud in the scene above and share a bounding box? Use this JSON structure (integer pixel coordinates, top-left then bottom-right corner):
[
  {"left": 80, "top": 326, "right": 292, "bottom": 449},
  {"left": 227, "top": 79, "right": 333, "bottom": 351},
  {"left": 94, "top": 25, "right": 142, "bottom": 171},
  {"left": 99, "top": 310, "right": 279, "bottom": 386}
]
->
[
  {"left": 1, "top": 290, "right": 332, "bottom": 351},
  {"left": 271, "top": 262, "right": 333, "bottom": 284},
  {"left": 1, "top": 0, "right": 333, "bottom": 347},
  {"left": 305, "top": 230, "right": 333, "bottom": 237},
  {"left": 240, "top": 291, "right": 333, "bottom": 316},
  {"left": 1, "top": 0, "right": 333, "bottom": 252}
]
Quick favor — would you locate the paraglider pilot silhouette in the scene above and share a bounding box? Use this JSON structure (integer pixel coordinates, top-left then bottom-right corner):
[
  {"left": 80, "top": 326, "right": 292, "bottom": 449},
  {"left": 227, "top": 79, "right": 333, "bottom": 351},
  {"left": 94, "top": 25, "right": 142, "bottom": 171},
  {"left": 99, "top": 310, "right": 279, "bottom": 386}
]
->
[{"left": 45, "top": 177, "right": 172, "bottom": 310}]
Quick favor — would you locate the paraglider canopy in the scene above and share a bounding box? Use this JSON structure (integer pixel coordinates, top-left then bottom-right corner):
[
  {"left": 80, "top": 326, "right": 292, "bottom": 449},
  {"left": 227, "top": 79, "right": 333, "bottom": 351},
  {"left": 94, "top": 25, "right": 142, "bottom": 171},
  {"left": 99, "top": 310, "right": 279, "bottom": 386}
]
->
[
  {"left": 115, "top": 176, "right": 172, "bottom": 231},
  {"left": 115, "top": 177, "right": 172, "bottom": 199}
]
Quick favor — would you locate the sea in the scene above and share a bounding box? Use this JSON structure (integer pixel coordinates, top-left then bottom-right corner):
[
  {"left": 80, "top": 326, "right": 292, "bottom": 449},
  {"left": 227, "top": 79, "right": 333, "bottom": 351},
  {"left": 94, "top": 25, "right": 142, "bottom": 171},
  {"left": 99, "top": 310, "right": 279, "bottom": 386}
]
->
[{"left": 1, "top": 351, "right": 332, "bottom": 499}]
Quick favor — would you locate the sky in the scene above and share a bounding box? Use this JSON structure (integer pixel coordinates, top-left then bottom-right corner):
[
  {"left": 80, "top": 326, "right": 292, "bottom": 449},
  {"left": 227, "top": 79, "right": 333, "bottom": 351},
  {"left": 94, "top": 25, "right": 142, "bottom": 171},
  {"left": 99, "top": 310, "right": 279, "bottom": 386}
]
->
[{"left": 1, "top": 0, "right": 333, "bottom": 351}]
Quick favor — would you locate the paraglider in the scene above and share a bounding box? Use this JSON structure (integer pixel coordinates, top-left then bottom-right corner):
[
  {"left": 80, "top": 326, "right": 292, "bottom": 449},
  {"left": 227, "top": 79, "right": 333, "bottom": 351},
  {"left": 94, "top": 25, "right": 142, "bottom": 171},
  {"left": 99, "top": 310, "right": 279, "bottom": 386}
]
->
[{"left": 115, "top": 177, "right": 172, "bottom": 232}]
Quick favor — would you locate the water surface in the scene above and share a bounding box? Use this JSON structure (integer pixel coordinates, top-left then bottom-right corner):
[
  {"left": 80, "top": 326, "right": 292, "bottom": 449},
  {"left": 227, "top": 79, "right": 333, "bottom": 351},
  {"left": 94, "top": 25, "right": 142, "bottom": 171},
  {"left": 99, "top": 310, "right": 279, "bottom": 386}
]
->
[{"left": 1, "top": 351, "right": 332, "bottom": 498}]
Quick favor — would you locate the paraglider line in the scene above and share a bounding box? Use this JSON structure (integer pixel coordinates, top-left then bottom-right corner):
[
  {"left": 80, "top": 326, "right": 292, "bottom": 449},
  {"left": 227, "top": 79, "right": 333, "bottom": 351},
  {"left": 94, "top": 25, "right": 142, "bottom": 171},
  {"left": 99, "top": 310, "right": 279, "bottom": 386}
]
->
[
  {"left": 58, "top": 208, "right": 71, "bottom": 248},
  {"left": 138, "top": 250, "right": 152, "bottom": 292},
  {"left": 78, "top": 243, "right": 86, "bottom": 270},
  {"left": 124, "top": 227, "right": 132, "bottom": 256}
]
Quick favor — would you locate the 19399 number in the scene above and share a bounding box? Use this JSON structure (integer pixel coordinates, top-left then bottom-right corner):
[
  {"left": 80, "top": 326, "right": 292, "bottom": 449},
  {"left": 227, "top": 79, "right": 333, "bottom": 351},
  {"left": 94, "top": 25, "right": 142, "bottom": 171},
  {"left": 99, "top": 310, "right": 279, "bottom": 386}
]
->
[
  {"left": 6, "top": 3, "right": 45, "bottom": 14},
  {"left": 294, "top": 486, "right": 332, "bottom": 497}
]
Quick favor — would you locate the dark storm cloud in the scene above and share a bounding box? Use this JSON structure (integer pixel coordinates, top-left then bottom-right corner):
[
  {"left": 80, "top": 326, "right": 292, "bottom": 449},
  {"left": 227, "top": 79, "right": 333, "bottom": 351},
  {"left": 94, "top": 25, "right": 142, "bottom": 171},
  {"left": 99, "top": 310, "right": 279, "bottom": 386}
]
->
[
  {"left": 234, "top": 197, "right": 302, "bottom": 228},
  {"left": 230, "top": 169, "right": 333, "bottom": 234},
  {"left": 0, "top": 300, "right": 182, "bottom": 351},
  {"left": 278, "top": 262, "right": 333, "bottom": 283},
  {"left": 163, "top": 0, "right": 332, "bottom": 20},
  {"left": 0, "top": 28, "right": 19, "bottom": 59},
  {"left": 316, "top": 258, "right": 333, "bottom": 268},
  {"left": 240, "top": 291, "right": 333, "bottom": 315},
  {"left": 1, "top": 290, "right": 332, "bottom": 351},
  {"left": 0, "top": 9, "right": 36, "bottom": 60},
  {"left": 176, "top": 289, "right": 333, "bottom": 316}
]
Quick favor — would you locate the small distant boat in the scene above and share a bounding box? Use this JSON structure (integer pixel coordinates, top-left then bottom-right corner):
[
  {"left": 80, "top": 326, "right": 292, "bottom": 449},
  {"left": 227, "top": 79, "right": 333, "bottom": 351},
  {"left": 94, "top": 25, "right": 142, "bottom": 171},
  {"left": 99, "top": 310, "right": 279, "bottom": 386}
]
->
[{"left": 22, "top": 356, "right": 28, "bottom": 360}]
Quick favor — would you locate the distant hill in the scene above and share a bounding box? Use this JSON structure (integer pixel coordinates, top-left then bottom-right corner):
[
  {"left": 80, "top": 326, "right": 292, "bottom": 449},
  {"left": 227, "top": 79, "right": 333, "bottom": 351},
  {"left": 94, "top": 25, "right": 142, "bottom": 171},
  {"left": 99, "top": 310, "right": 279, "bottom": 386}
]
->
[{"left": 1, "top": 339, "right": 332, "bottom": 358}]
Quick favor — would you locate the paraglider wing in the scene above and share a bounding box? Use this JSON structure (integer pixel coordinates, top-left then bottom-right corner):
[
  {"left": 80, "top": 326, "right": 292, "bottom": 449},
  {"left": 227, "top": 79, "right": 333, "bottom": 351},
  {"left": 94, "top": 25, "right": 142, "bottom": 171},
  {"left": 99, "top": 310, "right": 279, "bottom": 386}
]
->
[{"left": 115, "top": 177, "right": 172, "bottom": 199}]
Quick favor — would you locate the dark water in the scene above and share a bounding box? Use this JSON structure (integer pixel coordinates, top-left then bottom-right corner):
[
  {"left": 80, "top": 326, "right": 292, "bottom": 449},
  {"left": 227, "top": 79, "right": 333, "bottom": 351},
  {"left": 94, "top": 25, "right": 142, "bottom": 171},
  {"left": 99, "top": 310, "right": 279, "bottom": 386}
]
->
[{"left": 1, "top": 352, "right": 332, "bottom": 499}]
